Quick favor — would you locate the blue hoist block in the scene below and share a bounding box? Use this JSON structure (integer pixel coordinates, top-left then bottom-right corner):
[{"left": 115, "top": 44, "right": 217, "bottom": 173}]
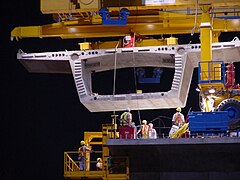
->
[
  {"left": 136, "top": 68, "right": 162, "bottom": 84},
  {"left": 98, "top": 7, "right": 130, "bottom": 25}
]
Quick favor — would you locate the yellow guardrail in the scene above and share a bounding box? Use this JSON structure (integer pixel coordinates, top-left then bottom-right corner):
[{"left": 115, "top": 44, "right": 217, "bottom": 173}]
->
[
  {"left": 64, "top": 151, "right": 80, "bottom": 172},
  {"left": 64, "top": 151, "right": 129, "bottom": 179},
  {"left": 64, "top": 151, "right": 103, "bottom": 171}
]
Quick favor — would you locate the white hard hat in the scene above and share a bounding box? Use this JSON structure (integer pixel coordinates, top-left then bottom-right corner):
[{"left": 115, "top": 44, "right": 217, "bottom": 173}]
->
[{"left": 148, "top": 123, "right": 153, "bottom": 127}]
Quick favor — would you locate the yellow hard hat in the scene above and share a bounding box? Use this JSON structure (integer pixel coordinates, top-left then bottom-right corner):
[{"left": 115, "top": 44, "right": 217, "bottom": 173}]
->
[
  {"left": 97, "top": 158, "right": 102, "bottom": 162},
  {"left": 176, "top": 107, "right": 181, "bottom": 112},
  {"left": 80, "top": 140, "right": 85, "bottom": 145},
  {"left": 142, "top": 120, "right": 147, "bottom": 124}
]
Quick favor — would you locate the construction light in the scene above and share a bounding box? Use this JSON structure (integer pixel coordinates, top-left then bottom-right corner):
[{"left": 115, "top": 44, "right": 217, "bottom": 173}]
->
[
  {"left": 195, "top": 87, "right": 200, "bottom": 92},
  {"left": 208, "top": 88, "right": 215, "bottom": 94}
]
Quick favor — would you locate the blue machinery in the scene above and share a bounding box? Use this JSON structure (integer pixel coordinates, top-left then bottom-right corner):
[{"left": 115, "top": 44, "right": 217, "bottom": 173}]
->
[
  {"left": 98, "top": 7, "right": 130, "bottom": 26},
  {"left": 188, "top": 111, "right": 229, "bottom": 136},
  {"left": 136, "top": 67, "right": 163, "bottom": 84},
  {"left": 189, "top": 60, "right": 240, "bottom": 136}
]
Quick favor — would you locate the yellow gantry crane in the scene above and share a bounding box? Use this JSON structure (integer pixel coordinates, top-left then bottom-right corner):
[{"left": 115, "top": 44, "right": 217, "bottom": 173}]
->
[
  {"left": 11, "top": 0, "right": 240, "bottom": 179},
  {"left": 11, "top": 0, "right": 240, "bottom": 112}
]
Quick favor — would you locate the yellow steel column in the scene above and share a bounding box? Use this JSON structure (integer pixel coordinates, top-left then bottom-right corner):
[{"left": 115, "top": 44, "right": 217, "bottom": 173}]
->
[
  {"left": 200, "top": 5, "right": 212, "bottom": 62},
  {"left": 198, "top": 5, "right": 224, "bottom": 112},
  {"left": 83, "top": 132, "right": 103, "bottom": 171},
  {"left": 111, "top": 115, "right": 118, "bottom": 139},
  {"left": 84, "top": 133, "right": 91, "bottom": 171},
  {"left": 102, "top": 124, "right": 110, "bottom": 180},
  {"left": 199, "top": 5, "right": 212, "bottom": 81}
]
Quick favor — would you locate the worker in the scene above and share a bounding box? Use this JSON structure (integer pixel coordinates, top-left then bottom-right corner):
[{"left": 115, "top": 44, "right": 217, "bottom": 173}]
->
[
  {"left": 172, "top": 107, "right": 185, "bottom": 127},
  {"left": 119, "top": 108, "right": 137, "bottom": 139},
  {"left": 96, "top": 157, "right": 103, "bottom": 171},
  {"left": 78, "top": 140, "right": 92, "bottom": 171},
  {"left": 169, "top": 107, "right": 185, "bottom": 137},
  {"left": 120, "top": 108, "right": 134, "bottom": 127},
  {"left": 137, "top": 120, "right": 149, "bottom": 139},
  {"left": 148, "top": 123, "right": 157, "bottom": 139}
]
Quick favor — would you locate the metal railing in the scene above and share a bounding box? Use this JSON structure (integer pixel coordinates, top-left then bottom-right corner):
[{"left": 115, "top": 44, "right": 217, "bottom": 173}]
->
[
  {"left": 64, "top": 150, "right": 129, "bottom": 179},
  {"left": 64, "top": 151, "right": 102, "bottom": 172},
  {"left": 198, "top": 61, "right": 225, "bottom": 84},
  {"left": 64, "top": 151, "right": 128, "bottom": 173},
  {"left": 64, "top": 151, "right": 80, "bottom": 172}
]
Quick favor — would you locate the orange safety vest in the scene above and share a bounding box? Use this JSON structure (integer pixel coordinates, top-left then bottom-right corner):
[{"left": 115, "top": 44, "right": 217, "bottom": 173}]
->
[
  {"left": 141, "top": 124, "right": 149, "bottom": 135},
  {"left": 78, "top": 146, "right": 90, "bottom": 156},
  {"left": 78, "top": 147, "right": 84, "bottom": 156}
]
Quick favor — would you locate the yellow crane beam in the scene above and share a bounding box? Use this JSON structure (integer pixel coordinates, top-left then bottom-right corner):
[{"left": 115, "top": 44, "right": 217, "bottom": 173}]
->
[
  {"left": 11, "top": 15, "right": 239, "bottom": 40},
  {"left": 11, "top": 0, "right": 240, "bottom": 40}
]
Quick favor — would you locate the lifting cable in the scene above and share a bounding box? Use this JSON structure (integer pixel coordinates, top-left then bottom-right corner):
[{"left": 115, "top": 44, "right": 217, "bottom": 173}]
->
[
  {"left": 112, "top": 41, "right": 120, "bottom": 116},
  {"left": 112, "top": 40, "right": 142, "bottom": 126},
  {"left": 191, "top": 0, "right": 199, "bottom": 37},
  {"left": 132, "top": 2, "right": 143, "bottom": 126},
  {"left": 211, "top": 8, "right": 214, "bottom": 29},
  {"left": 132, "top": 50, "right": 142, "bottom": 126},
  {"left": 68, "top": 0, "right": 73, "bottom": 20}
]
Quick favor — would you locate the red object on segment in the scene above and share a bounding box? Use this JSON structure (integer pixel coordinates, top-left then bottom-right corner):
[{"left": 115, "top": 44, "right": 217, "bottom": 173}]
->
[
  {"left": 226, "top": 63, "right": 237, "bottom": 88},
  {"left": 119, "top": 126, "right": 136, "bottom": 139},
  {"left": 123, "top": 33, "right": 135, "bottom": 48}
]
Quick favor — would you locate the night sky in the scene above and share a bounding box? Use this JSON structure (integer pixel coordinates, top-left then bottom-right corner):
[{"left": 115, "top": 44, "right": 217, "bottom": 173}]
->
[{"left": 1, "top": 1, "right": 239, "bottom": 180}]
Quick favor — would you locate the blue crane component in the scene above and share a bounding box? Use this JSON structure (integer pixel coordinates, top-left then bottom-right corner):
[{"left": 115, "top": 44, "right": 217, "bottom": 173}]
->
[
  {"left": 188, "top": 111, "right": 229, "bottom": 136},
  {"left": 136, "top": 68, "right": 163, "bottom": 84},
  {"left": 191, "top": 60, "right": 240, "bottom": 136},
  {"left": 98, "top": 7, "right": 130, "bottom": 26}
]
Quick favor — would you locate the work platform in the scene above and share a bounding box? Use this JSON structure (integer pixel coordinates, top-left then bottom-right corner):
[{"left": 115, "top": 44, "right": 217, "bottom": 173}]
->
[
  {"left": 107, "top": 137, "right": 240, "bottom": 180},
  {"left": 64, "top": 126, "right": 240, "bottom": 180}
]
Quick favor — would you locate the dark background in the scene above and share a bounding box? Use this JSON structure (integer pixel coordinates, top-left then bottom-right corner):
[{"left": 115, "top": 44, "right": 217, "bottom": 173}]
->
[{"left": 1, "top": 1, "right": 239, "bottom": 180}]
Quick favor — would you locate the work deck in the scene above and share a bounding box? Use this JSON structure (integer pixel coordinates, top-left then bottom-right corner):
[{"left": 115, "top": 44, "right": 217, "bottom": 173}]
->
[{"left": 107, "top": 137, "right": 240, "bottom": 180}]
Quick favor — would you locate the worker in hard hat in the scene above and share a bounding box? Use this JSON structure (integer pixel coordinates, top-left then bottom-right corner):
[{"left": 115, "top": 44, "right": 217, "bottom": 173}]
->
[
  {"left": 78, "top": 140, "right": 92, "bottom": 171},
  {"left": 148, "top": 123, "right": 157, "bottom": 139},
  {"left": 169, "top": 107, "right": 185, "bottom": 137},
  {"left": 120, "top": 108, "right": 134, "bottom": 127},
  {"left": 96, "top": 157, "right": 103, "bottom": 171},
  {"left": 173, "top": 107, "right": 185, "bottom": 127},
  {"left": 137, "top": 120, "right": 149, "bottom": 139},
  {"left": 119, "top": 109, "right": 137, "bottom": 139}
]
